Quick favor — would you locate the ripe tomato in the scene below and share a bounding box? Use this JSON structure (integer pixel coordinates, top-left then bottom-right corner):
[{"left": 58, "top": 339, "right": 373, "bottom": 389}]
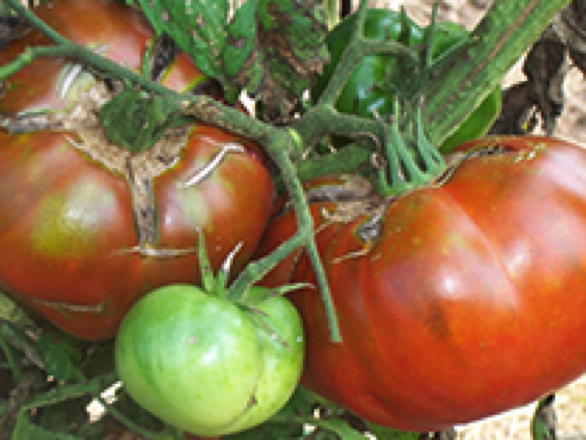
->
[
  {"left": 257, "top": 136, "right": 586, "bottom": 431},
  {"left": 0, "top": 0, "right": 274, "bottom": 339},
  {"left": 115, "top": 284, "right": 304, "bottom": 436}
]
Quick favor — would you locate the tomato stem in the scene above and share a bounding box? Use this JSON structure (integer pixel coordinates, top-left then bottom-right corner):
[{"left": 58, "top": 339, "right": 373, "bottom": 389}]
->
[
  {"left": 97, "top": 393, "right": 182, "bottom": 439},
  {"left": 372, "top": 99, "right": 446, "bottom": 197},
  {"left": 312, "top": 0, "right": 417, "bottom": 110},
  {"left": 423, "top": 0, "right": 572, "bottom": 146},
  {"left": 229, "top": 141, "right": 342, "bottom": 343}
]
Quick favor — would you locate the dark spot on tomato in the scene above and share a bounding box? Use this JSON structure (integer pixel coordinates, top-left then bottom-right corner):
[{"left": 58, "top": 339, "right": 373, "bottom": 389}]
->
[{"left": 423, "top": 298, "right": 451, "bottom": 341}]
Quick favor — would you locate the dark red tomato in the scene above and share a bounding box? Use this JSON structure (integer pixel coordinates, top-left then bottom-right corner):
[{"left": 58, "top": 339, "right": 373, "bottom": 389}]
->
[
  {"left": 0, "top": 0, "right": 274, "bottom": 340},
  {"left": 257, "top": 136, "right": 586, "bottom": 431},
  {"left": 0, "top": 0, "right": 220, "bottom": 114}
]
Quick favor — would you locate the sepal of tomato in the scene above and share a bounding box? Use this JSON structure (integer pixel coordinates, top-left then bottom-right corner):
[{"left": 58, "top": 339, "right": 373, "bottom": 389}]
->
[{"left": 256, "top": 136, "right": 586, "bottom": 431}]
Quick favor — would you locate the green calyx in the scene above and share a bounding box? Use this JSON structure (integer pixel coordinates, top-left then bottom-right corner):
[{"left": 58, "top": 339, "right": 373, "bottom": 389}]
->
[
  {"left": 371, "top": 99, "right": 446, "bottom": 197},
  {"left": 196, "top": 230, "right": 309, "bottom": 309}
]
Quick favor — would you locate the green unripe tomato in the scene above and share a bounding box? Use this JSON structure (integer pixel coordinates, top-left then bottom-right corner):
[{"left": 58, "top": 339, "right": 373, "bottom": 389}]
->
[
  {"left": 312, "top": 8, "right": 501, "bottom": 153},
  {"left": 115, "top": 284, "right": 304, "bottom": 436}
]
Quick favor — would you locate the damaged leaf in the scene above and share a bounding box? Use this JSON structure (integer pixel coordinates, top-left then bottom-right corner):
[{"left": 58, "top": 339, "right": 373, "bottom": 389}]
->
[
  {"left": 134, "top": 0, "right": 229, "bottom": 91},
  {"left": 490, "top": 0, "right": 585, "bottom": 136},
  {"left": 224, "top": 0, "right": 329, "bottom": 123},
  {"left": 98, "top": 85, "right": 187, "bottom": 154},
  {"left": 554, "top": 0, "right": 586, "bottom": 75}
]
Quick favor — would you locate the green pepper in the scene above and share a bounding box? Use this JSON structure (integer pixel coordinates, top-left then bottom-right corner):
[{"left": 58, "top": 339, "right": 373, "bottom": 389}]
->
[{"left": 312, "top": 8, "right": 501, "bottom": 153}]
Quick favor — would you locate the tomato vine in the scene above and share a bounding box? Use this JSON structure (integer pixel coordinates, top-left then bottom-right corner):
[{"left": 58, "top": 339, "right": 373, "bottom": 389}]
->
[{"left": 0, "top": 0, "right": 581, "bottom": 437}]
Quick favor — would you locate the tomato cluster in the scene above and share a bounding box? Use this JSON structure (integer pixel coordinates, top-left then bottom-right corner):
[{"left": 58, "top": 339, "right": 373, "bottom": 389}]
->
[
  {"left": 0, "top": 0, "right": 274, "bottom": 340},
  {"left": 1, "top": 1, "right": 585, "bottom": 438}
]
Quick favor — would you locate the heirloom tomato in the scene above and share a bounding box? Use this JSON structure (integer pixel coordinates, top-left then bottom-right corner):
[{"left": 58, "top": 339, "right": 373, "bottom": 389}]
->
[
  {"left": 0, "top": 0, "right": 274, "bottom": 339},
  {"left": 115, "top": 284, "right": 304, "bottom": 436},
  {"left": 312, "top": 9, "right": 501, "bottom": 153},
  {"left": 257, "top": 136, "right": 586, "bottom": 431}
]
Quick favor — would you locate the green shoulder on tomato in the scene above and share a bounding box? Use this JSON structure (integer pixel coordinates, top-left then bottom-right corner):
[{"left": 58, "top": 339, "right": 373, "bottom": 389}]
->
[{"left": 312, "top": 8, "right": 501, "bottom": 153}]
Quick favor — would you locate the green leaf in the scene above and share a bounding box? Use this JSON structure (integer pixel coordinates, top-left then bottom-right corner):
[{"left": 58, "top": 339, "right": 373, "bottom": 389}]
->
[
  {"left": 98, "top": 86, "right": 185, "bottom": 154},
  {"left": 531, "top": 394, "right": 557, "bottom": 439},
  {"left": 34, "top": 334, "right": 79, "bottom": 382},
  {"left": 136, "top": 0, "right": 229, "bottom": 83},
  {"left": 1, "top": 321, "right": 44, "bottom": 370},
  {"left": 13, "top": 410, "right": 84, "bottom": 440},
  {"left": 224, "top": 0, "right": 329, "bottom": 122},
  {"left": 23, "top": 371, "right": 117, "bottom": 411},
  {"left": 365, "top": 420, "right": 421, "bottom": 439},
  {"left": 0, "top": 292, "right": 33, "bottom": 326},
  {"left": 35, "top": 398, "right": 93, "bottom": 437}
]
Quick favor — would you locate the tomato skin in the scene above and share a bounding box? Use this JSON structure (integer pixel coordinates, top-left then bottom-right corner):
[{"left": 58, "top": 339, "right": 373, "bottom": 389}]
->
[
  {"left": 311, "top": 9, "right": 501, "bottom": 153},
  {"left": 115, "top": 284, "right": 304, "bottom": 436},
  {"left": 0, "top": 0, "right": 274, "bottom": 340},
  {"left": 257, "top": 136, "right": 586, "bottom": 431}
]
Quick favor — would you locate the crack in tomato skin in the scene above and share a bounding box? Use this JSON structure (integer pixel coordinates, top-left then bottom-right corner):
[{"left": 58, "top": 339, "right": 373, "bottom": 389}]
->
[{"left": 0, "top": 0, "right": 275, "bottom": 340}]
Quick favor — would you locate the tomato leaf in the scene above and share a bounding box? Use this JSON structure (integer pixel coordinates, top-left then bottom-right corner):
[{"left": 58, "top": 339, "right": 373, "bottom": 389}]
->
[
  {"left": 34, "top": 331, "right": 85, "bottom": 382},
  {"left": 135, "top": 0, "right": 229, "bottom": 86},
  {"left": 224, "top": 387, "right": 313, "bottom": 439},
  {"left": 224, "top": 0, "right": 330, "bottom": 122},
  {"left": 13, "top": 410, "right": 83, "bottom": 440},
  {"left": 308, "top": 418, "right": 368, "bottom": 439},
  {"left": 8, "top": 371, "right": 117, "bottom": 439},
  {"left": 35, "top": 398, "right": 96, "bottom": 438},
  {"left": 99, "top": 87, "right": 186, "bottom": 153}
]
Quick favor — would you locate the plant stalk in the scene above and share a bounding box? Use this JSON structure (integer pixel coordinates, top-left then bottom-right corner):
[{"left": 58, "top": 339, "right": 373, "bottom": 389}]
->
[{"left": 424, "top": 0, "right": 571, "bottom": 146}]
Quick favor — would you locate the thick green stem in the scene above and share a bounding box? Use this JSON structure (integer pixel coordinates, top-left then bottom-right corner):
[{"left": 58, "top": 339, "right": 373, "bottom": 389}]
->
[
  {"left": 5, "top": 0, "right": 68, "bottom": 45},
  {"left": 424, "top": 0, "right": 571, "bottom": 145},
  {"left": 230, "top": 136, "right": 342, "bottom": 342},
  {"left": 314, "top": 0, "right": 417, "bottom": 110},
  {"left": 292, "top": 104, "right": 383, "bottom": 152},
  {"left": 293, "top": 143, "right": 372, "bottom": 183}
]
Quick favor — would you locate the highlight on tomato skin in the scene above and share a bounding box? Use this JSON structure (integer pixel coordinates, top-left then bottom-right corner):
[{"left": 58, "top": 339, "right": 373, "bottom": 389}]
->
[
  {"left": 0, "top": 0, "right": 275, "bottom": 340},
  {"left": 255, "top": 135, "right": 586, "bottom": 432}
]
